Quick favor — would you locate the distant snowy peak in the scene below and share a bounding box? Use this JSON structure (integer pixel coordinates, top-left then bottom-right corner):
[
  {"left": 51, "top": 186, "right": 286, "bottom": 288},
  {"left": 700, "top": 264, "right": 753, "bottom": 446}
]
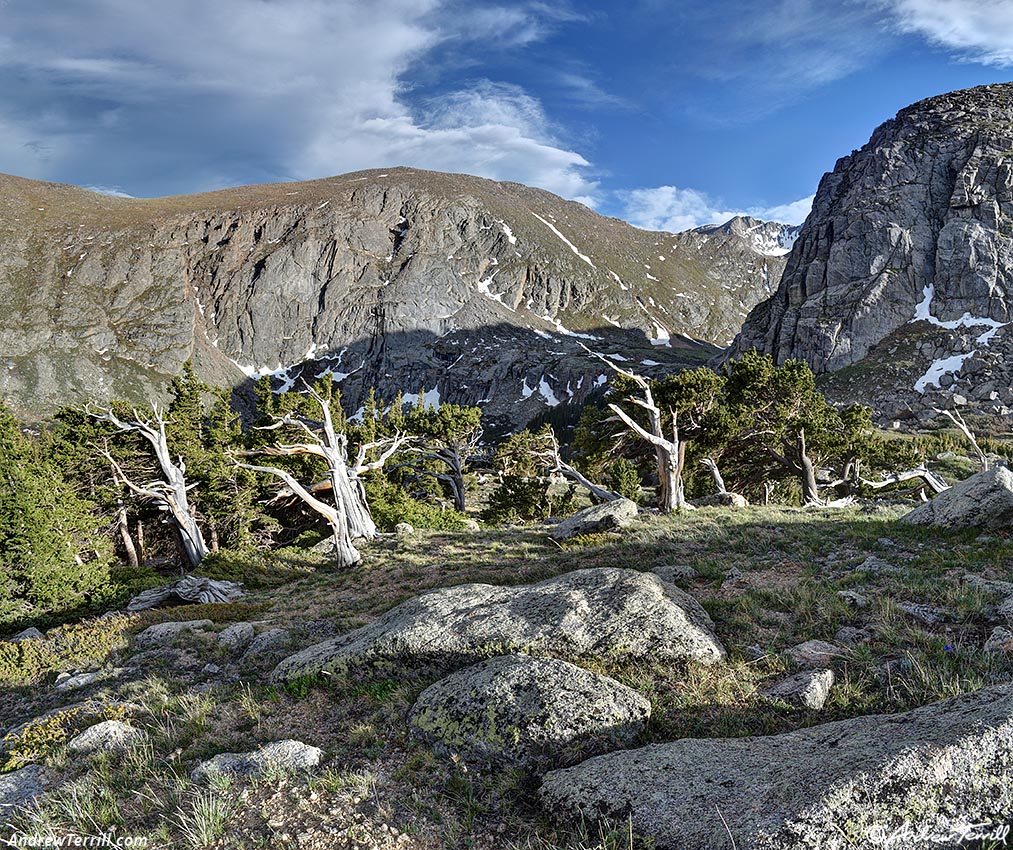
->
[{"left": 692, "top": 215, "right": 801, "bottom": 258}]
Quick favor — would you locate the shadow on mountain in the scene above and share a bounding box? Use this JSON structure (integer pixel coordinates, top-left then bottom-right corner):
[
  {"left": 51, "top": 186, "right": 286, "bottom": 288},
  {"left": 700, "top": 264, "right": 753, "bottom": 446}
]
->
[{"left": 221, "top": 320, "right": 722, "bottom": 436}]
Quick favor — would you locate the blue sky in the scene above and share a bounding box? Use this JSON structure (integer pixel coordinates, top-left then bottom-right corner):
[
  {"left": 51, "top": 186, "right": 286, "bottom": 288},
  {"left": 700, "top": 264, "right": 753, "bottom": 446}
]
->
[{"left": 2, "top": 1, "right": 1013, "bottom": 230}]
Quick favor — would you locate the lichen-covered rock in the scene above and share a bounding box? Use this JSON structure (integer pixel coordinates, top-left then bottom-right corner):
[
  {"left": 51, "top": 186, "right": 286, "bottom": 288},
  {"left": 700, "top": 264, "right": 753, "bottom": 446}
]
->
[
  {"left": 243, "top": 628, "right": 291, "bottom": 659},
  {"left": 787, "top": 640, "right": 846, "bottom": 667},
  {"left": 217, "top": 622, "right": 256, "bottom": 652},
  {"left": 0, "top": 764, "right": 46, "bottom": 810},
  {"left": 540, "top": 683, "right": 1013, "bottom": 849},
  {"left": 272, "top": 568, "right": 725, "bottom": 681},
  {"left": 903, "top": 466, "right": 1013, "bottom": 531},
  {"left": 191, "top": 739, "right": 323, "bottom": 781},
  {"left": 67, "top": 720, "right": 147, "bottom": 755},
  {"left": 760, "top": 669, "right": 835, "bottom": 710},
  {"left": 409, "top": 654, "right": 649, "bottom": 769},
  {"left": 135, "top": 619, "right": 213, "bottom": 647},
  {"left": 550, "top": 499, "right": 638, "bottom": 541},
  {"left": 692, "top": 492, "right": 748, "bottom": 508},
  {"left": 127, "top": 576, "right": 244, "bottom": 611}
]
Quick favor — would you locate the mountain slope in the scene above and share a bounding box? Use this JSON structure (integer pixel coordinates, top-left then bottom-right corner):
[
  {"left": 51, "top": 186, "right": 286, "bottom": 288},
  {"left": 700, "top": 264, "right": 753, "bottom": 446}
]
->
[
  {"left": 730, "top": 83, "right": 1013, "bottom": 421},
  {"left": 1, "top": 168, "right": 788, "bottom": 428}
]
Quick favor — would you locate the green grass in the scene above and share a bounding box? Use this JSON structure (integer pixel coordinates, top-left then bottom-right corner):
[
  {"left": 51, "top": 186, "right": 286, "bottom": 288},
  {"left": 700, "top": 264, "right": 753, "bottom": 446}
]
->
[{"left": 7, "top": 503, "right": 1013, "bottom": 847}]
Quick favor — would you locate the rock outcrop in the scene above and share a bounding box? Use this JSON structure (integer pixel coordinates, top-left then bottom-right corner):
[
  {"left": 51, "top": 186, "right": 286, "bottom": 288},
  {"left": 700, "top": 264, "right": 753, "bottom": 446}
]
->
[
  {"left": 903, "top": 465, "right": 1013, "bottom": 530},
  {"left": 0, "top": 169, "right": 789, "bottom": 431},
  {"left": 540, "top": 683, "right": 1013, "bottom": 850},
  {"left": 730, "top": 83, "right": 1013, "bottom": 420},
  {"left": 272, "top": 568, "right": 725, "bottom": 681},
  {"left": 408, "top": 654, "right": 649, "bottom": 769}
]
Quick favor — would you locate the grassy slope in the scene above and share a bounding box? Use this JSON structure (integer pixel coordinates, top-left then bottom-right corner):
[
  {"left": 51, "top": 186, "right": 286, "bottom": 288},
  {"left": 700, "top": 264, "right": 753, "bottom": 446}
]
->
[{"left": 3, "top": 503, "right": 1012, "bottom": 848}]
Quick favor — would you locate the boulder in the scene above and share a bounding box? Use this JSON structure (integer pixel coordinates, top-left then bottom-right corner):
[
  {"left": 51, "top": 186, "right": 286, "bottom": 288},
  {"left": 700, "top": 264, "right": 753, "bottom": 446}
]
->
[
  {"left": 135, "top": 620, "right": 213, "bottom": 647},
  {"left": 984, "top": 627, "right": 1013, "bottom": 653},
  {"left": 54, "top": 670, "right": 104, "bottom": 692},
  {"left": 902, "top": 466, "right": 1013, "bottom": 531},
  {"left": 836, "top": 590, "right": 869, "bottom": 609},
  {"left": 540, "top": 683, "right": 1013, "bottom": 850},
  {"left": 408, "top": 654, "right": 649, "bottom": 769},
  {"left": 67, "top": 720, "right": 147, "bottom": 755},
  {"left": 550, "top": 499, "right": 638, "bottom": 541},
  {"left": 0, "top": 765, "right": 46, "bottom": 810},
  {"left": 243, "top": 628, "right": 292, "bottom": 658},
  {"left": 395, "top": 522, "right": 415, "bottom": 538},
  {"left": 272, "top": 568, "right": 725, "bottom": 681},
  {"left": 760, "top": 669, "right": 835, "bottom": 710},
  {"left": 897, "top": 601, "right": 946, "bottom": 626},
  {"left": 652, "top": 564, "right": 699, "bottom": 583},
  {"left": 10, "top": 627, "right": 44, "bottom": 643},
  {"left": 217, "top": 621, "right": 256, "bottom": 652},
  {"left": 787, "top": 640, "right": 846, "bottom": 667},
  {"left": 192, "top": 739, "right": 323, "bottom": 781},
  {"left": 692, "top": 492, "right": 748, "bottom": 508},
  {"left": 127, "top": 575, "right": 244, "bottom": 612}
]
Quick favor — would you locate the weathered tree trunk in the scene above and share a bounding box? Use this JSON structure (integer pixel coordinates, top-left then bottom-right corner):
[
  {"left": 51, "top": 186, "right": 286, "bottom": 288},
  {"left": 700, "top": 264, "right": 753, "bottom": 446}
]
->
[
  {"left": 136, "top": 521, "right": 146, "bottom": 564},
  {"left": 701, "top": 457, "right": 727, "bottom": 494},
  {"left": 235, "top": 385, "right": 405, "bottom": 569},
  {"left": 117, "top": 507, "right": 139, "bottom": 569},
  {"left": 799, "top": 452, "right": 820, "bottom": 506},
  {"left": 91, "top": 406, "right": 211, "bottom": 570}
]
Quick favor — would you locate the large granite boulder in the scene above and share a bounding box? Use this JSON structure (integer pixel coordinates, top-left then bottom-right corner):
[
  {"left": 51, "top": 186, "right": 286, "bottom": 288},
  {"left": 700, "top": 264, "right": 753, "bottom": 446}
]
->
[
  {"left": 409, "top": 654, "right": 649, "bottom": 769},
  {"left": 272, "top": 568, "right": 725, "bottom": 681},
  {"left": 540, "top": 683, "right": 1013, "bottom": 850},
  {"left": 902, "top": 466, "right": 1013, "bottom": 530},
  {"left": 550, "top": 499, "right": 638, "bottom": 541}
]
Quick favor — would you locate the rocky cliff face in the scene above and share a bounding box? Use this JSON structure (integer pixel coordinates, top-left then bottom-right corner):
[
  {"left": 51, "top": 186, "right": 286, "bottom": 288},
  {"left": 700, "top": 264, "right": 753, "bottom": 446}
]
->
[
  {"left": 730, "top": 83, "right": 1013, "bottom": 421},
  {"left": 0, "top": 168, "right": 786, "bottom": 429}
]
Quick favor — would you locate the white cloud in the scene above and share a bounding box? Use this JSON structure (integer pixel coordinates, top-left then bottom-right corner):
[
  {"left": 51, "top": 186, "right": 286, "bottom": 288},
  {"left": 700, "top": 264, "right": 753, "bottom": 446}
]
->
[
  {"left": 84, "top": 185, "right": 135, "bottom": 198},
  {"left": 674, "top": 0, "right": 893, "bottom": 121},
  {"left": 0, "top": 0, "right": 596, "bottom": 200},
  {"left": 620, "top": 186, "right": 814, "bottom": 232},
  {"left": 876, "top": 0, "right": 1013, "bottom": 66}
]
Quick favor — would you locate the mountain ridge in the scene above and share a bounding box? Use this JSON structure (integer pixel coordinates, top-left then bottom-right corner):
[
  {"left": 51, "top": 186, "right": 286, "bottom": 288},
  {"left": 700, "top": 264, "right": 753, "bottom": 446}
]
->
[{"left": 1, "top": 167, "right": 791, "bottom": 429}]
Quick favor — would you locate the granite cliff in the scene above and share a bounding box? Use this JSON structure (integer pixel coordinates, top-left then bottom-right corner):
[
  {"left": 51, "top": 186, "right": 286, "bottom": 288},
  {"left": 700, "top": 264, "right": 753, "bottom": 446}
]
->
[{"left": 731, "top": 83, "right": 1013, "bottom": 421}]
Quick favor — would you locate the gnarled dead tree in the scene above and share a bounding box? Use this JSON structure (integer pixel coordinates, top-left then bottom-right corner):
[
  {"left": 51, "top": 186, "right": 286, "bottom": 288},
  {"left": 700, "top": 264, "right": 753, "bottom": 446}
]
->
[
  {"left": 234, "top": 384, "right": 407, "bottom": 568},
  {"left": 700, "top": 456, "right": 727, "bottom": 494},
  {"left": 935, "top": 406, "right": 989, "bottom": 472},
  {"left": 88, "top": 405, "right": 210, "bottom": 569},
  {"left": 581, "top": 345, "right": 688, "bottom": 513}
]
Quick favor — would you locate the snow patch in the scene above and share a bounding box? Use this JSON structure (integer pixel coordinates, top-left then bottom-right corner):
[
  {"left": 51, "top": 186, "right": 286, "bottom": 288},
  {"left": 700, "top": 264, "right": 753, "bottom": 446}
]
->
[
  {"left": 650, "top": 324, "right": 672, "bottom": 347},
  {"left": 405, "top": 386, "right": 441, "bottom": 410},
  {"left": 914, "top": 351, "right": 975, "bottom": 394},
  {"left": 501, "top": 223, "right": 517, "bottom": 245},
  {"left": 608, "top": 270, "right": 628, "bottom": 291},
  {"left": 910, "top": 283, "right": 1007, "bottom": 344},
  {"left": 531, "top": 212, "right": 595, "bottom": 269},
  {"left": 538, "top": 376, "right": 560, "bottom": 407}
]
